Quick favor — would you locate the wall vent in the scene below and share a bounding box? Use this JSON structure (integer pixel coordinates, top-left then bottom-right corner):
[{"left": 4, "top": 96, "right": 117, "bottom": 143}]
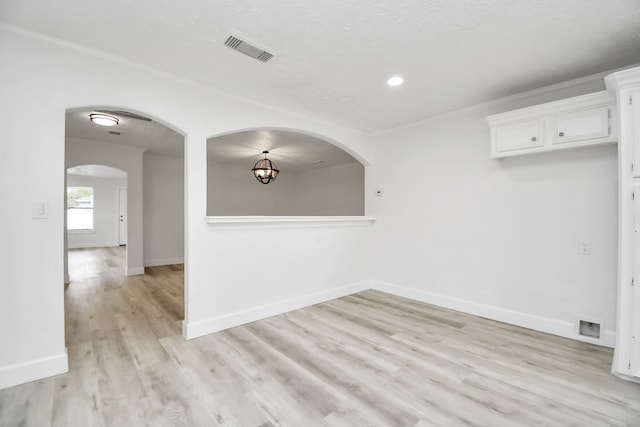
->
[
  {"left": 578, "top": 320, "right": 601, "bottom": 339},
  {"left": 108, "top": 130, "right": 121, "bottom": 135},
  {"left": 224, "top": 34, "right": 274, "bottom": 63}
]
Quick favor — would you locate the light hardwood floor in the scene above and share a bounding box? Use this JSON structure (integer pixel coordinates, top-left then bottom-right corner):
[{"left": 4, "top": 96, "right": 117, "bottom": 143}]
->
[{"left": 1, "top": 247, "right": 639, "bottom": 426}]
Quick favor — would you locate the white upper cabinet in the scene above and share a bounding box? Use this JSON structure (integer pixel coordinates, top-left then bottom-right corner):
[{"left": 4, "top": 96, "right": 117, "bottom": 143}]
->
[
  {"left": 552, "top": 106, "right": 610, "bottom": 145},
  {"left": 493, "top": 119, "right": 544, "bottom": 153},
  {"left": 487, "top": 92, "right": 617, "bottom": 159}
]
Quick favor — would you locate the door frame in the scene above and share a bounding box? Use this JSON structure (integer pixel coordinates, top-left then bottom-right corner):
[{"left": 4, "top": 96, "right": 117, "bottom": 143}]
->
[{"left": 117, "top": 186, "right": 127, "bottom": 246}]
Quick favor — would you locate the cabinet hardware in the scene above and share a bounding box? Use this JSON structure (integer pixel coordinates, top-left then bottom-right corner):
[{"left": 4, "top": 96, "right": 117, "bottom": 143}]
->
[
  {"left": 558, "top": 132, "right": 565, "bottom": 137},
  {"left": 531, "top": 137, "right": 537, "bottom": 142},
  {"left": 630, "top": 96, "right": 633, "bottom": 105},
  {"left": 632, "top": 277, "right": 635, "bottom": 287},
  {"left": 608, "top": 125, "right": 611, "bottom": 135},
  {"left": 608, "top": 109, "right": 612, "bottom": 118}
]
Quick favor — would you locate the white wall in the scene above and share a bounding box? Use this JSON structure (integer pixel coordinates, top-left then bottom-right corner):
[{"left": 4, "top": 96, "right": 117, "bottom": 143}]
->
[
  {"left": 294, "top": 163, "right": 364, "bottom": 216},
  {"left": 207, "top": 161, "right": 364, "bottom": 216},
  {"left": 66, "top": 138, "right": 144, "bottom": 275},
  {"left": 143, "top": 152, "right": 184, "bottom": 266},
  {"left": 368, "top": 80, "right": 619, "bottom": 346},
  {"left": 207, "top": 160, "right": 298, "bottom": 216},
  {"left": 66, "top": 173, "right": 126, "bottom": 248},
  {"left": 0, "top": 25, "right": 373, "bottom": 389}
]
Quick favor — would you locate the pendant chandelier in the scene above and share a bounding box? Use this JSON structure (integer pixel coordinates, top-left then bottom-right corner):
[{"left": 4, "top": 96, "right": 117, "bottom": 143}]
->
[{"left": 251, "top": 150, "right": 279, "bottom": 184}]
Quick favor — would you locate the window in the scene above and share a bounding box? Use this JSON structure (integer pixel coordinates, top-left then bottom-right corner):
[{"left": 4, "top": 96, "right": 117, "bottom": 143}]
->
[{"left": 67, "top": 186, "right": 94, "bottom": 231}]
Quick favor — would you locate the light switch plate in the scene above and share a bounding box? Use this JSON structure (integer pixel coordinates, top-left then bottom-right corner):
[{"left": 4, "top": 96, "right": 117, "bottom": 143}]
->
[
  {"left": 32, "top": 201, "right": 49, "bottom": 219},
  {"left": 578, "top": 240, "right": 591, "bottom": 255}
]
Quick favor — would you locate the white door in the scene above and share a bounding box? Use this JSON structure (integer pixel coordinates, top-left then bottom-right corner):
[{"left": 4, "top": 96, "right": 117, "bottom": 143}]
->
[{"left": 118, "top": 187, "right": 127, "bottom": 246}]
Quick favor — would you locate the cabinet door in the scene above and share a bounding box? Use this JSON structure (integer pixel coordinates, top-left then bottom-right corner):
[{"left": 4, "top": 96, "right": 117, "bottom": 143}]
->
[
  {"left": 493, "top": 119, "right": 544, "bottom": 154},
  {"left": 633, "top": 89, "right": 640, "bottom": 178},
  {"left": 552, "top": 106, "right": 610, "bottom": 145},
  {"left": 632, "top": 188, "right": 640, "bottom": 377}
]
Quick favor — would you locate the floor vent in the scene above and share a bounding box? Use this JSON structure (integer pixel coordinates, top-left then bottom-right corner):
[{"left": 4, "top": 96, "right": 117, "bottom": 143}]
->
[
  {"left": 224, "top": 34, "right": 274, "bottom": 63},
  {"left": 578, "top": 320, "right": 601, "bottom": 339}
]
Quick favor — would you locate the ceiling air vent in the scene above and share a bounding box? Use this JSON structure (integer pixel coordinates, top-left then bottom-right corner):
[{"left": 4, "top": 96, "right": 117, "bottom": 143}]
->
[{"left": 224, "top": 34, "right": 274, "bottom": 63}]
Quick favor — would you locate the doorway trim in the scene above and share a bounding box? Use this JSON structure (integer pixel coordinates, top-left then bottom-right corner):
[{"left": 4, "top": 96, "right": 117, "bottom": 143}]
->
[{"left": 118, "top": 186, "right": 127, "bottom": 246}]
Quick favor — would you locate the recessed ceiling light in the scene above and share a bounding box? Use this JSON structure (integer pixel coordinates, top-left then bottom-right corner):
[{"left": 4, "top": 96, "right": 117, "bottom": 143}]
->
[
  {"left": 387, "top": 76, "right": 404, "bottom": 87},
  {"left": 89, "top": 113, "right": 119, "bottom": 126}
]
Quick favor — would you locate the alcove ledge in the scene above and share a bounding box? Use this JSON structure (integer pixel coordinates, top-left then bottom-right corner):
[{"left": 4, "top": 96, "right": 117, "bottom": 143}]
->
[{"left": 205, "top": 216, "right": 376, "bottom": 229}]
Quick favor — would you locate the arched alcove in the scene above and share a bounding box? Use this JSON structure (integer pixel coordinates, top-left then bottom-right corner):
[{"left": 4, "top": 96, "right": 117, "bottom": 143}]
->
[{"left": 207, "top": 129, "right": 365, "bottom": 216}]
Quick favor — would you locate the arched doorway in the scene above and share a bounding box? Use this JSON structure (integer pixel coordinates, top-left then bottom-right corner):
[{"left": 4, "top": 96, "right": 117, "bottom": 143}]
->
[
  {"left": 63, "top": 107, "right": 187, "bottom": 371},
  {"left": 65, "top": 107, "right": 185, "bottom": 276}
]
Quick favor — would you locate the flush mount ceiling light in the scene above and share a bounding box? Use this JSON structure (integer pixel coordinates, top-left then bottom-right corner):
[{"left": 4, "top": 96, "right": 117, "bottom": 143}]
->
[
  {"left": 387, "top": 76, "right": 404, "bottom": 87},
  {"left": 251, "top": 151, "right": 279, "bottom": 184},
  {"left": 89, "top": 113, "right": 119, "bottom": 126}
]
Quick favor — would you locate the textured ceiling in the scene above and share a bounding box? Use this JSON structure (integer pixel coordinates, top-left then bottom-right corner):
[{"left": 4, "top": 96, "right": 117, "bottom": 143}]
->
[
  {"left": 3, "top": 0, "right": 640, "bottom": 132},
  {"left": 66, "top": 109, "right": 185, "bottom": 158}
]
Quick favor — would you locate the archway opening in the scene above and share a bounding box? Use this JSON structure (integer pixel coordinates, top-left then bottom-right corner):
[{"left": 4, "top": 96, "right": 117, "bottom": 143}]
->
[
  {"left": 65, "top": 106, "right": 185, "bottom": 275},
  {"left": 207, "top": 129, "right": 365, "bottom": 216},
  {"left": 63, "top": 106, "right": 187, "bottom": 361}
]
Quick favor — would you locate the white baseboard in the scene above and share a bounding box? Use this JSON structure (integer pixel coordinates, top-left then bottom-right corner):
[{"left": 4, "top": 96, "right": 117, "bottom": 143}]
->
[
  {"left": 182, "top": 279, "right": 616, "bottom": 347},
  {"left": 611, "top": 370, "right": 640, "bottom": 383},
  {"left": 182, "top": 281, "right": 372, "bottom": 340},
  {"left": 144, "top": 257, "right": 184, "bottom": 267},
  {"left": 371, "top": 281, "right": 615, "bottom": 348},
  {"left": 602, "top": 330, "right": 616, "bottom": 348},
  {"left": 126, "top": 266, "right": 145, "bottom": 276},
  {"left": 67, "top": 242, "right": 118, "bottom": 249},
  {"left": 0, "top": 350, "right": 68, "bottom": 389}
]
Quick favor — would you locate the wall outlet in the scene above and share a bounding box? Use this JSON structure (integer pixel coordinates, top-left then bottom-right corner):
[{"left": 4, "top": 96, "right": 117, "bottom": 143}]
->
[{"left": 578, "top": 240, "right": 591, "bottom": 255}]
